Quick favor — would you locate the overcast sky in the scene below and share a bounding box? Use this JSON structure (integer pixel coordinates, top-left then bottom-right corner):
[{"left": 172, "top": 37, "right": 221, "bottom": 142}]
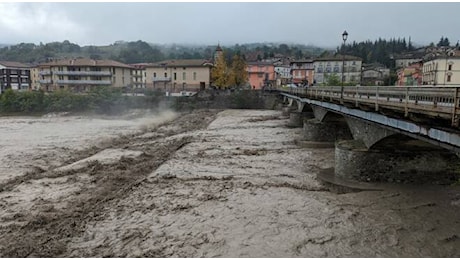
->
[{"left": 1, "top": 2, "right": 459, "bottom": 48}]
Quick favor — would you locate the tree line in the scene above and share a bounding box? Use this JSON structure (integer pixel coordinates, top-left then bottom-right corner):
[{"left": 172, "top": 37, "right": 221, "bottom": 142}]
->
[
  {"left": 0, "top": 40, "right": 325, "bottom": 64},
  {"left": 0, "top": 87, "right": 163, "bottom": 114}
]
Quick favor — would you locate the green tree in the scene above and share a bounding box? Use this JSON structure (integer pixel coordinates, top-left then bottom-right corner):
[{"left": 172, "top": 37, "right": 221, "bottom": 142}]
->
[{"left": 325, "top": 74, "right": 341, "bottom": 86}]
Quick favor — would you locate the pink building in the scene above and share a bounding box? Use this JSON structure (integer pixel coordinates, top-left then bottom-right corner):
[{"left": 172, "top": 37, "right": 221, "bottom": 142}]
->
[
  {"left": 246, "top": 62, "right": 275, "bottom": 89},
  {"left": 396, "top": 62, "right": 423, "bottom": 86},
  {"left": 290, "top": 59, "right": 314, "bottom": 86}
]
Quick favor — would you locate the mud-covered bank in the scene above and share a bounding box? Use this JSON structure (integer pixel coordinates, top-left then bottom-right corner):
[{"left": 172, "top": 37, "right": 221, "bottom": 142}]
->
[{"left": 0, "top": 109, "right": 459, "bottom": 257}]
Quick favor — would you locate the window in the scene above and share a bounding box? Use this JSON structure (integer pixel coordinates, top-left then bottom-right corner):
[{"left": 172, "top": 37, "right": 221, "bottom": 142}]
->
[
  {"left": 193, "top": 72, "right": 197, "bottom": 80},
  {"left": 174, "top": 73, "right": 177, "bottom": 80},
  {"left": 447, "top": 75, "right": 452, "bottom": 82},
  {"left": 164, "top": 72, "right": 168, "bottom": 77},
  {"left": 448, "top": 64, "right": 453, "bottom": 71},
  {"left": 154, "top": 72, "right": 157, "bottom": 77},
  {"left": 183, "top": 67, "right": 186, "bottom": 70},
  {"left": 112, "top": 67, "right": 116, "bottom": 74},
  {"left": 182, "top": 72, "right": 186, "bottom": 80}
]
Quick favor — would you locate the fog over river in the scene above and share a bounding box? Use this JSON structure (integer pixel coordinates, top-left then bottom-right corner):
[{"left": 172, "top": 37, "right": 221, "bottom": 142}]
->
[{"left": 0, "top": 109, "right": 458, "bottom": 257}]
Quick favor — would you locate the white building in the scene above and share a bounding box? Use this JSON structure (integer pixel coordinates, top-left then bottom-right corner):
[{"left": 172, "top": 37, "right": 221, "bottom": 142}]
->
[
  {"left": 313, "top": 55, "right": 362, "bottom": 85},
  {"left": 422, "top": 49, "right": 460, "bottom": 85}
]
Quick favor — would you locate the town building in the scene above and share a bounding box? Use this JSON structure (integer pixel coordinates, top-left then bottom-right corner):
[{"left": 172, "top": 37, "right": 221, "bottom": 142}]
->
[
  {"left": 361, "top": 63, "right": 390, "bottom": 86},
  {"left": 290, "top": 59, "right": 314, "bottom": 86},
  {"left": 396, "top": 62, "right": 423, "bottom": 86},
  {"left": 246, "top": 61, "right": 275, "bottom": 89},
  {"left": 130, "top": 63, "right": 148, "bottom": 90},
  {"left": 30, "top": 67, "right": 41, "bottom": 91},
  {"left": 274, "top": 65, "right": 291, "bottom": 86},
  {"left": 422, "top": 49, "right": 460, "bottom": 85},
  {"left": 145, "top": 59, "right": 213, "bottom": 92},
  {"left": 0, "top": 61, "right": 32, "bottom": 93},
  {"left": 36, "top": 58, "right": 134, "bottom": 92},
  {"left": 394, "top": 52, "right": 424, "bottom": 69},
  {"left": 313, "top": 55, "right": 363, "bottom": 85}
]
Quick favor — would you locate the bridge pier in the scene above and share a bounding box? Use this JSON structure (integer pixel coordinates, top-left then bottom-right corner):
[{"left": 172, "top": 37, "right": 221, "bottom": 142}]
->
[
  {"left": 302, "top": 118, "right": 352, "bottom": 142},
  {"left": 287, "top": 111, "right": 314, "bottom": 128},
  {"left": 282, "top": 106, "right": 296, "bottom": 116},
  {"left": 335, "top": 140, "right": 460, "bottom": 184}
]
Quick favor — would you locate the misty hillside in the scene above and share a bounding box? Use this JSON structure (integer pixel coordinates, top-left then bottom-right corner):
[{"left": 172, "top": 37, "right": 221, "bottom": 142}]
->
[{"left": 0, "top": 40, "right": 326, "bottom": 65}]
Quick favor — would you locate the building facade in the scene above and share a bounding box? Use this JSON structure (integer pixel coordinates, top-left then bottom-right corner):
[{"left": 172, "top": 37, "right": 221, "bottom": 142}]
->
[
  {"left": 290, "top": 59, "right": 314, "bottom": 86},
  {"left": 396, "top": 62, "right": 422, "bottom": 86},
  {"left": 130, "top": 63, "right": 148, "bottom": 90},
  {"left": 361, "top": 63, "right": 390, "bottom": 86},
  {"left": 246, "top": 61, "right": 275, "bottom": 89},
  {"left": 145, "top": 59, "right": 213, "bottom": 92},
  {"left": 422, "top": 50, "right": 460, "bottom": 85},
  {"left": 313, "top": 55, "right": 363, "bottom": 85},
  {"left": 0, "top": 61, "right": 31, "bottom": 93},
  {"left": 274, "top": 65, "right": 291, "bottom": 86},
  {"left": 37, "top": 58, "right": 133, "bottom": 92}
]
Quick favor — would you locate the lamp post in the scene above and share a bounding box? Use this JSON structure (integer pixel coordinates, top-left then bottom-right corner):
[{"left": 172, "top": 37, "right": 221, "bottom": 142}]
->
[{"left": 340, "top": 30, "right": 348, "bottom": 102}]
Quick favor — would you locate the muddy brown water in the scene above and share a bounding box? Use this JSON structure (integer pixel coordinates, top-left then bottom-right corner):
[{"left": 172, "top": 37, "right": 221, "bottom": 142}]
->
[{"left": 0, "top": 109, "right": 458, "bottom": 257}]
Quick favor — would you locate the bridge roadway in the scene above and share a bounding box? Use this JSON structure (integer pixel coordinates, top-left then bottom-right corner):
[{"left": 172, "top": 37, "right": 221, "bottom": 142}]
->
[{"left": 274, "top": 85, "right": 460, "bottom": 153}]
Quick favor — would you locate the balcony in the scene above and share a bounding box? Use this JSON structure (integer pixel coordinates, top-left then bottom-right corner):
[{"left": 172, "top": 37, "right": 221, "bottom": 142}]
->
[
  {"left": 56, "top": 80, "right": 111, "bottom": 85},
  {"left": 39, "top": 71, "right": 52, "bottom": 76},
  {"left": 54, "top": 71, "right": 112, "bottom": 76},
  {"left": 39, "top": 79, "right": 52, "bottom": 84},
  {"left": 153, "top": 77, "right": 171, "bottom": 82}
]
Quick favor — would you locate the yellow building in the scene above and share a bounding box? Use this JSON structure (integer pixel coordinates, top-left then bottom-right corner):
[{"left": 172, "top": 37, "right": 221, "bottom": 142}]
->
[
  {"left": 37, "top": 58, "right": 134, "bottom": 92},
  {"left": 144, "top": 59, "right": 213, "bottom": 92},
  {"left": 422, "top": 50, "right": 460, "bottom": 86}
]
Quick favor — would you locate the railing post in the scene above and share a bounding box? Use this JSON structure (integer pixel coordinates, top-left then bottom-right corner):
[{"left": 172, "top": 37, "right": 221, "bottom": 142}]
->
[
  {"left": 355, "top": 85, "right": 359, "bottom": 107},
  {"left": 375, "top": 87, "right": 379, "bottom": 111},
  {"left": 405, "top": 87, "right": 409, "bottom": 117},
  {"left": 451, "top": 87, "right": 460, "bottom": 127}
]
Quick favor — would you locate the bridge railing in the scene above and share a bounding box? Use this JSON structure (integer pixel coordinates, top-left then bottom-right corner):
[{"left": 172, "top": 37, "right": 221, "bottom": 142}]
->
[{"left": 274, "top": 85, "right": 460, "bottom": 127}]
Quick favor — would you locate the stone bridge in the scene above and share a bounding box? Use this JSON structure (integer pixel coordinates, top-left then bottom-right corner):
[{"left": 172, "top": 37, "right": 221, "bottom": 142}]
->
[{"left": 276, "top": 87, "right": 460, "bottom": 184}]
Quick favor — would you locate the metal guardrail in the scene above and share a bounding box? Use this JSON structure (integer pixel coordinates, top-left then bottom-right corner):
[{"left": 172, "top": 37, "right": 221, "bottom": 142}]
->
[{"left": 275, "top": 85, "right": 460, "bottom": 127}]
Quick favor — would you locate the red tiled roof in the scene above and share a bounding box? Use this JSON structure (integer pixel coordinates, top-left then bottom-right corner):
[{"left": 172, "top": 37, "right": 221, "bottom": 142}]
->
[
  {"left": 0, "top": 61, "right": 32, "bottom": 68},
  {"left": 145, "top": 59, "right": 213, "bottom": 67},
  {"left": 38, "top": 58, "right": 134, "bottom": 69}
]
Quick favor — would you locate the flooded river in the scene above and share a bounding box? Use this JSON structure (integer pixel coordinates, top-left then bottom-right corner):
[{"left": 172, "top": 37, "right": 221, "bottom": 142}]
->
[{"left": 0, "top": 109, "right": 458, "bottom": 257}]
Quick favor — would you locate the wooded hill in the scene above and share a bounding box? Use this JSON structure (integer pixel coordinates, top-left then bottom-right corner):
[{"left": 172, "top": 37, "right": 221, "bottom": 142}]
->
[
  {"left": 1, "top": 37, "right": 450, "bottom": 68},
  {"left": 0, "top": 40, "right": 325, "bottom": 65}
]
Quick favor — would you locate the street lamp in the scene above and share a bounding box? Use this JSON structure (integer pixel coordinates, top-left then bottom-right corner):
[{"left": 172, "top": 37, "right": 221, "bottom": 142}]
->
[{"left": 340, "top": 30, "right": 348, "bottom": 102}]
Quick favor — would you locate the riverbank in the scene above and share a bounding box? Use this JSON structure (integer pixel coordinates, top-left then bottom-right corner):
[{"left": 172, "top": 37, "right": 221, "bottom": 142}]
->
[{"left": 0, "top": 109, "right": 459, "bottom": 257}]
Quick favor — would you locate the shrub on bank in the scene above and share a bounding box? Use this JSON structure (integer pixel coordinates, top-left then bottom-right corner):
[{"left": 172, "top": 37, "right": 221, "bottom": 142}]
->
[{"left": 0, "top": 87, "right": 162, "bottom": 114}]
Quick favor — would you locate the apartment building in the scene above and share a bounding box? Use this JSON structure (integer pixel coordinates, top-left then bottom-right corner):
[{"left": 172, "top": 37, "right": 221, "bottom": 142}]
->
[
  {"left": 37, "top": 58, "right": 133, "bottom": 92},
  {"left": 313, "top": 55, "right": 362, "bottom": 85},
  {"left": 422, "top": 49, "right": 460, "bottom": 85},
  {"left": 361, "top": 63, "right": 390, "bottom": 86},
  {"left": 290, "top": 59, "right": 314, "bottom": 86},
  {"left": 145, "top": 59, "right": 213, "bottom": 92},
  {"left": 0, "top": 61, "right": 31, "bottom": 93},
  {"left": 274, "top": 65, "right": 291, "bottom": 86},
  {"left": 247, "top": 61, "right": 275, "bottom": 89},
  {"left": 130, "top": 63, "right": 148, "bottom": 89}
]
